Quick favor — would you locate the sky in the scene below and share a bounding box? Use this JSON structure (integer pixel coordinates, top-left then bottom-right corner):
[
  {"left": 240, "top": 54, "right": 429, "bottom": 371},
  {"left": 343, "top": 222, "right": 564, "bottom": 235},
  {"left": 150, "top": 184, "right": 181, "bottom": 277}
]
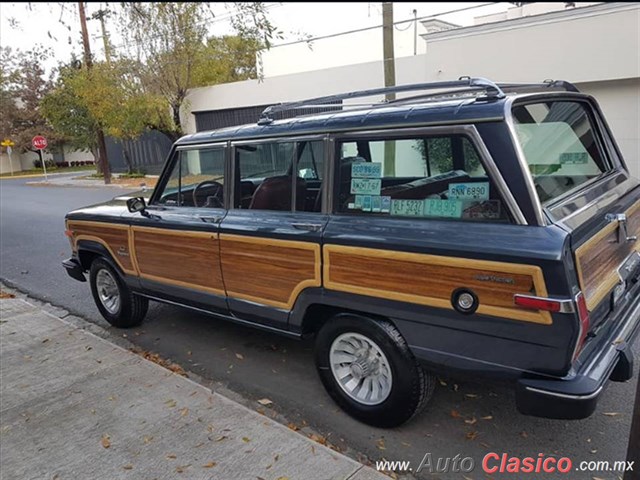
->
[{"left": 0, "top": 2, "right": 512, "bottom": 74}]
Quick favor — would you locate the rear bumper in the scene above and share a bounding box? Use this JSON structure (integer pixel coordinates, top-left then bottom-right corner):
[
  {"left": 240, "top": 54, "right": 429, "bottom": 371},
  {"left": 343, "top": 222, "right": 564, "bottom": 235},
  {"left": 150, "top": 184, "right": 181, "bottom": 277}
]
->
[
  {"left": 62, "top": 257, "right": 86, "bottom": 282},
  {"left": 516, "top": 281, "right": 640, "bottom": 419}
]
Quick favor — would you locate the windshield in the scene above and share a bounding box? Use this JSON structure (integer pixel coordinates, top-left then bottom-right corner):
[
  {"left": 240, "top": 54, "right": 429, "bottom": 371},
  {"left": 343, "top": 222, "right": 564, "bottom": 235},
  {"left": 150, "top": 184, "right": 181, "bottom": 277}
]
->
[{"left": 512, "top": 100, "right": 611, "bottom": 204}]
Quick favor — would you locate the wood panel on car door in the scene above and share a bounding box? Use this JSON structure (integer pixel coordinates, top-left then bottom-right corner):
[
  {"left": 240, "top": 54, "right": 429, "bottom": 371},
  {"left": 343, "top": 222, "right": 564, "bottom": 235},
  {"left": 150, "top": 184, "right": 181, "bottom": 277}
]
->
[{"left": 128, "top": 206, "right": 228, "bottom": 312}]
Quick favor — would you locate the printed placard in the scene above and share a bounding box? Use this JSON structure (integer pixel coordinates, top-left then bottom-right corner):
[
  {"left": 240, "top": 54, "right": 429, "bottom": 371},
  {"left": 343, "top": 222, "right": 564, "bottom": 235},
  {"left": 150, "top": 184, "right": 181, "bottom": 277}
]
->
[
  {"left": 559, "top": 152, "right": 588, "bottom": 165},
  {"left": 390, "top": 199, "right": 424, "bottom": 217},
  {"left": 362, "top": 195, "right": 372, "bottom": 212},
  {"left": 354, "top": 195, "right": 365, "bottom": 210},
  {"left": 371, "top": 195, "right": 382, "bottom": 213},
  {"left": 381, "top": 196, "right": 391, "bottom": 213},
  {"left": 424, "top": 199, "right": 463, "bottom": 218},
  {"left": 351, "top": 178, "right": 381, "bottom": 195},
  {"left": 351, "top": 162, "right": 382, "bottom": 178},
  {"left": 449, "top": 182, "right": 490, "bottom": 201}
]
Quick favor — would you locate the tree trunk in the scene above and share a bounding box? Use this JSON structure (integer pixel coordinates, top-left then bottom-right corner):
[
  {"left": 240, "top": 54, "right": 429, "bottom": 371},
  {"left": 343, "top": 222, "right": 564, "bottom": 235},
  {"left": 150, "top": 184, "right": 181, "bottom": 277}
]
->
[
  {"left": 89, "top": 146, "right": 103, "bottom": 174},
  {"left": 97, "top": 130, "right": 111, "bottom": 184},
  {"left": 171, "top": 103, "right": 183, "bottom": 138}
]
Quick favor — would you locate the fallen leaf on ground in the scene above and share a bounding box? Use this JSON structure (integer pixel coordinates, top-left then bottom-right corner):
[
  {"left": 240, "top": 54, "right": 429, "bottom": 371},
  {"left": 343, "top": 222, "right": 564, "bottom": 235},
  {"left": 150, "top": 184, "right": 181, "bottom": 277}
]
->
[
  {"left": 101, "top": 434, "right": 111, "bottom": 449},
  {"left": 450, "top": 409, "right": 462, "bottom": 419},
  {"left": 123, "top": 465, "right": 133, "bottom": 470},
  {"left": 465, "top": 431, "right": 478, "bottom": 440},
  {"left": 165, "top": 399, "right": 177, "bottom": 408},
  {"left": 287, "top": 423, "right": 299, "bottom": 431},
  {"left": 276, "top": 477, "right": 289, "bottom": 480},
  {"left": 143, "top": 436, "right": 153, "bottom": 444},
  {"left": 0, "top": 291, "right": 16, "bottom": 299},
  {"left": 202, "top": 462, "right": 217, "bottom": 468},
  {"left": 603, "top": 412, "right": 621, "bottom": 417},
  {"left": 175, "top": 465, "right": 190, "bottom": 473},
  {"left": 242, "top": 437, "right": 251, "bottom": 443},
  {"left": 166, "top": 454, "right": 177, "bottom": 460},
  {"left": 464, "top": 417, "right": 477, "bottom": 425},
  {"left": 257, "top": 398, "right": 273, "bottom": 406},
  {"left": 376, "top": 438, "right": 386, "bottom": 450},
  {"left": 481, "top": 415, "right": 493, "bottom": 421},
  {"left": 520, "top": 431, "right": 528, "bottom": 438},
  {"left": 42, "top": 338, "right": 50, "bottom": 343},
  {"left": 465, "top": 394, "right": 479, "bottom": 398},
  {"left": 180, "top": 408, "right": 189, "bottom": 417},
  {"left": 214, "top": 435, "right": 228, "bottom": 442},
  {"left": 236, "top": 353, "right": 244, "bottom": 360}
]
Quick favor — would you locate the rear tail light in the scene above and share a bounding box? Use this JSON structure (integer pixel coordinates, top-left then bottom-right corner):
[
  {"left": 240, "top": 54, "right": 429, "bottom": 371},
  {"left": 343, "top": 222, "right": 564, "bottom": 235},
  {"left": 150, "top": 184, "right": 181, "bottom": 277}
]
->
[
  {"left": 573, "top": 291, "right": 591, "bottom": 360},
  {"left": 514, "top": 295, "right": 563, "bottom": 312}
]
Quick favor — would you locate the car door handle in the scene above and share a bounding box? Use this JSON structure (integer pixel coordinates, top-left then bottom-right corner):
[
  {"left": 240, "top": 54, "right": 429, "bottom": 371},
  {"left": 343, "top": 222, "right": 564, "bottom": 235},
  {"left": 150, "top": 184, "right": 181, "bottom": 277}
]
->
[
  {"left": 200, "top": 216, "right": 222, "bottom": 223},
  {"left": 292, "top": 223, "right": 323, "bottom": 232}
]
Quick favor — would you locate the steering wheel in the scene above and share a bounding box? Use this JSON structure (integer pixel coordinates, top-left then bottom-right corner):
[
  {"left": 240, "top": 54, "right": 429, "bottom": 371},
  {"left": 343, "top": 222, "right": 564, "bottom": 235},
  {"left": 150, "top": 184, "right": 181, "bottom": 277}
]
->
[{"left": 192, "top": 180, "right": 224, "bottom": 208}]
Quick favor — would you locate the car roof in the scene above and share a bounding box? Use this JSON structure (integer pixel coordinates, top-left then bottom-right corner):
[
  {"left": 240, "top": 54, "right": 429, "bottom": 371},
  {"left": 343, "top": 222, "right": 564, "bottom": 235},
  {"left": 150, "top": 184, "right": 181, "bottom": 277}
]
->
[{"left": 176, "top": 80, "right": 587, "bottom": 146}]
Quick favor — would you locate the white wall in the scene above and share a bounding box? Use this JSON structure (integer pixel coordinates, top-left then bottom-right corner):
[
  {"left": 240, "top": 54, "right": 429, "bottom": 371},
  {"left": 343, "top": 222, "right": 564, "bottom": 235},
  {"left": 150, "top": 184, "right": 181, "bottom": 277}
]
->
[
  {"left": 0, "top": 153, "right": 22, "bottom": 175},
  {"left": 578, "top": 78, "right": 640, "bottom": 178},
  {"left": 183, "top": 3, "right": 639, "bottom": 178}
]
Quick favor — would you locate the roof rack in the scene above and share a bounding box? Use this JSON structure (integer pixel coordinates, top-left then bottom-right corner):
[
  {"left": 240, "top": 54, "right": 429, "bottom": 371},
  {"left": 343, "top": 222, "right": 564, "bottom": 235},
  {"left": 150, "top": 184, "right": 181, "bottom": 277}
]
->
[{"left": 256, "top": 77, "right": 580, "bottom": 125}]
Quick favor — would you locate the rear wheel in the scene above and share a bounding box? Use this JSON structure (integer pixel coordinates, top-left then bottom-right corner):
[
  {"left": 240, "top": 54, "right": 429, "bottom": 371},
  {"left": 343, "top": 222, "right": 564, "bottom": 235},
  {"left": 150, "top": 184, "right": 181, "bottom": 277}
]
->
[
  {"left": 315, "top": 314, "right": 435, "bottom": 427},
  {"left": 89, "top": 258, "right": 148, "bottom": 328}
]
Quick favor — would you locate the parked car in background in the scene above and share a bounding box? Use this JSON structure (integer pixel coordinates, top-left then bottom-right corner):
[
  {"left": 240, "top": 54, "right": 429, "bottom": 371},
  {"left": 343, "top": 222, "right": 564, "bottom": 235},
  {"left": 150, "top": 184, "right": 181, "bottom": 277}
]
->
[{"left": 63, "top": 77, "right": 640, "bottom": 427}]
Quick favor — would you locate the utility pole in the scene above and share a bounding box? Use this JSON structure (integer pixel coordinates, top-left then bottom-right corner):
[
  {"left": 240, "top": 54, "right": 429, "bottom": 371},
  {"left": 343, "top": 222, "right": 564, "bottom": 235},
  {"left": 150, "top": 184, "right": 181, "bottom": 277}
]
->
[
  {"left": 625, "top": 375, "right": 639, "bottom": 480},
  {"left": 382, "top": 2, "right": 396, "bottom": 176},
  {"left": 78, "top": 1, "right": 111, "bottom": 184},
  {"left": 413, "top": 9, "right": 418, "bottom": 56},
  {"left": 92, "top": 8, "right": 112, "bottom": 65}
]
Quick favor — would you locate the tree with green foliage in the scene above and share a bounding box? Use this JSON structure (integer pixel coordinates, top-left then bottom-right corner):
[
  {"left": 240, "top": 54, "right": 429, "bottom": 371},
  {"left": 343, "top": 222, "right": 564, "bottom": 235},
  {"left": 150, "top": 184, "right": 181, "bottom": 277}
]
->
[
  {"left": 119, "top": 2, "right": 280, "bottom": 139},
  {"left": 0, "top": 46, "right": 61, "bottom": 154}
]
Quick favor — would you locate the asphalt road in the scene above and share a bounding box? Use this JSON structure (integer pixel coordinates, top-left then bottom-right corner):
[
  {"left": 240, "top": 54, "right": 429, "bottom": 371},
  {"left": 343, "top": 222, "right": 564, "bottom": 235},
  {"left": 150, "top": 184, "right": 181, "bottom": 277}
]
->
[{"left": 1, "top": 175, "right": 638, "bottom": 480}]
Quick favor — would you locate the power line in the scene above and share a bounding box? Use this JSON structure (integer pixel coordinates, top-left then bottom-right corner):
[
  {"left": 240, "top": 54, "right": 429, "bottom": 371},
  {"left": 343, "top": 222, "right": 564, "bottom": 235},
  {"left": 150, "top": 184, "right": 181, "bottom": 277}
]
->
[{"left": 269, "top": 2, "right": 497, "bottom": 49}]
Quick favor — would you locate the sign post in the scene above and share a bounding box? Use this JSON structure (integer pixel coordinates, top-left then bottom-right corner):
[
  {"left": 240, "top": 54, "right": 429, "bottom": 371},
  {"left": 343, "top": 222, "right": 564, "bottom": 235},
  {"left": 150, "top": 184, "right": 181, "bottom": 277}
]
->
[
  {"left": 31, "top": 136, "right": 48, "bottom": 181},
  {"left": 1, "top": 139, "right": 15, "bottom": 176}
]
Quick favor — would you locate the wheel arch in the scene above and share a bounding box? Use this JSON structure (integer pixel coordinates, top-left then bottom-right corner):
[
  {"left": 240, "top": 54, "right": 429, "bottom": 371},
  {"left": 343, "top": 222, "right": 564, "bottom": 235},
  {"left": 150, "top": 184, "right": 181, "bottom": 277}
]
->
[{"left": 77, "top": 240, "right": 124, "bottom": 275}]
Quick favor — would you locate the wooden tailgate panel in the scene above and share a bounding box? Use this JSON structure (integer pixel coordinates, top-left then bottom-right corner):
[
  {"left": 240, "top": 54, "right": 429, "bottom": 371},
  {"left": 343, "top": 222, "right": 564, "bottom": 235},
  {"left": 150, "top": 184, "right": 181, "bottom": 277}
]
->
[
  {"left": 324, "top": 244, "right": 552, "bottom": 324},
  {"left": 576, "top": 201, "right": 640, "bottom": 311}
]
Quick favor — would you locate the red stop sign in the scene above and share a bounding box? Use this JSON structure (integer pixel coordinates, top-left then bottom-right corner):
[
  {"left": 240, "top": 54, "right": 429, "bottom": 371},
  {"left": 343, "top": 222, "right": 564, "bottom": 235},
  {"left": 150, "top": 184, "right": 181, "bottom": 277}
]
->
[{"left": 32, "top": 135, "right": 48, "bottom": 150}]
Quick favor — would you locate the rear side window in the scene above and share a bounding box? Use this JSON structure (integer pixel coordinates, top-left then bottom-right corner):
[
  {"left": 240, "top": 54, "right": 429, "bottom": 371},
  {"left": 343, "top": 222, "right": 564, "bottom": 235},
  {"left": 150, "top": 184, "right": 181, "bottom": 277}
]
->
[
  {"left": 336, "top": 134, "right": 511, "bottom": 223},
  {"left": 512, "top": 101, "right": 611, "bottom": 203}
]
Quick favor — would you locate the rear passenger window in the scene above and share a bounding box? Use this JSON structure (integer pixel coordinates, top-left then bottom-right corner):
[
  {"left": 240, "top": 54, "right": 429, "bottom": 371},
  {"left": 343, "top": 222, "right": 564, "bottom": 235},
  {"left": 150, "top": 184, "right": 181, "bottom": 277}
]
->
[
  {"left": 336, "top": 135, "right": 511, "bottom": 222},
  {"left": 235, "top": 140, "right": 325, "bottom": 212}
]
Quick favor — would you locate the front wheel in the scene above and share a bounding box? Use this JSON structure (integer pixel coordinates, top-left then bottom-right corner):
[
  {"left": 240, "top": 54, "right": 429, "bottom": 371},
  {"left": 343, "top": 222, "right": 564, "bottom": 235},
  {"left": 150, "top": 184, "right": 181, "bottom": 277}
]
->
[
  {"left": 89, "top": 258, "right": 148, "bottom": 328},
  {"left": 315, "top": 314, "right": 435, "bottom": 427}
]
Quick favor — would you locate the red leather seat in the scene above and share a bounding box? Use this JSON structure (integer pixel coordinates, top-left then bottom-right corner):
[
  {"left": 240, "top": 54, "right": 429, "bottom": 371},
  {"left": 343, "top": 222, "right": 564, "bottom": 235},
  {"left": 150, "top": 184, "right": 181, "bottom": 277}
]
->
[{"left": 249, "top": 175, "right": 307, "bottom": 211}]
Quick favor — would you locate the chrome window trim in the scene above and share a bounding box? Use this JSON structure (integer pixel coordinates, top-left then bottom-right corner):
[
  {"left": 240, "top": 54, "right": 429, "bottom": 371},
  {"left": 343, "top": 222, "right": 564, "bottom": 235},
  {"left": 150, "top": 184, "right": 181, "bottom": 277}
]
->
[
  {"left": 503, "top": 96, "right": 547, "bottom": 226},
  {"left": 331, "top": 124, "right": 527, "bottom": 225}
]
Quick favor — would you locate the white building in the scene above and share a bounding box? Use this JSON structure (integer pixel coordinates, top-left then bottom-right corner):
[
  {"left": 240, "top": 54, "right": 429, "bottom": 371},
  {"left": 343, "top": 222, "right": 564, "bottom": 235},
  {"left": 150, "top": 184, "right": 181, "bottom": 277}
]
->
[{"left": 184, "top": 2, "right": 639, "bottom": 178}]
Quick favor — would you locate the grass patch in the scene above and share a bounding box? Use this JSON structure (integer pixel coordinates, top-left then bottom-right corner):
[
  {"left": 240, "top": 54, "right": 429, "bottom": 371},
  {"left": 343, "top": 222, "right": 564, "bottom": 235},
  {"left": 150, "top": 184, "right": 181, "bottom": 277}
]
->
[
  {"left": 0, "top": 164, "right": 96, "bottom": 177},
  {"left": 118, "top": 172, "right": 146, "bottom": 179}
]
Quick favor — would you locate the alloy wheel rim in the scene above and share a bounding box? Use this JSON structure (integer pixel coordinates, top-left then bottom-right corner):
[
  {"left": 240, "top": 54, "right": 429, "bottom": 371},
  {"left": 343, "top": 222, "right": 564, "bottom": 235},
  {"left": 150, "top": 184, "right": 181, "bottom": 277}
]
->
[
  {"left": 96, "top": 269, "right": 120, "bottom": 315},
  {"left": 329, "top": 332, "right": 393, "bottom": 406}
]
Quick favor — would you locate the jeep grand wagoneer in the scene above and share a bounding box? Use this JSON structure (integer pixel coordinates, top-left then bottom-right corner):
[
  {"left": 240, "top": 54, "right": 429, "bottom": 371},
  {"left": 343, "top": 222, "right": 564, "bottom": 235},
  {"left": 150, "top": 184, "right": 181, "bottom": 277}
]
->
[{"left": 63, "top": 78, "right": 640, "bottom": 427}]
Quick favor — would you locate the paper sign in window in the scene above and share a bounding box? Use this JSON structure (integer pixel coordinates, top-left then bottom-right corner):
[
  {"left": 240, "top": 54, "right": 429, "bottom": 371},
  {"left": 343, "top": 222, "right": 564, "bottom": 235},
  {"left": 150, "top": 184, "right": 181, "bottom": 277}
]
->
[
  {"left": 351, "top": 178, "right": 381, "bottom": 195},
  {"left": 424, "top": 199, "right": 463, "bottom": 218},
  {"left": 351, "top": 162, "right": 382, "bottom": 178},
  {"left": 391, "top": 199, "right": 424, "bottom": 217},
  {"left": 448, "top": 182, "right": 490, "bottom": 200}
]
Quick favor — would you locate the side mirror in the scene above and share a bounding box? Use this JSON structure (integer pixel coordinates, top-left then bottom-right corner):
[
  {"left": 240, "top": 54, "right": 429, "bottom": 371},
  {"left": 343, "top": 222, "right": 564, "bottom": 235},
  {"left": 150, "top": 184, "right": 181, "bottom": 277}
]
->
[{"left": 126, "top": 197, "right": 147, "bottom": 214}]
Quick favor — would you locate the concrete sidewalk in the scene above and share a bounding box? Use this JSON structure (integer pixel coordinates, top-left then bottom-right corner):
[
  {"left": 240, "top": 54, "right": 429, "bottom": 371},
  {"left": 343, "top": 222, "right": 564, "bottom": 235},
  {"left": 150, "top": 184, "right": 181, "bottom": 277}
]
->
[{"left": 0, "top": 296, "right": 386, "bottom": 480}]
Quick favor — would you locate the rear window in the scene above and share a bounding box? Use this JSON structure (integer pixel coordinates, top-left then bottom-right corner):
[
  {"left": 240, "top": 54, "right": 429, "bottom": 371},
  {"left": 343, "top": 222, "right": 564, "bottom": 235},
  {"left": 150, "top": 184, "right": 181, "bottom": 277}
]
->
[{"left": 512, "top": 101, "right": 611, "bottom": 204}]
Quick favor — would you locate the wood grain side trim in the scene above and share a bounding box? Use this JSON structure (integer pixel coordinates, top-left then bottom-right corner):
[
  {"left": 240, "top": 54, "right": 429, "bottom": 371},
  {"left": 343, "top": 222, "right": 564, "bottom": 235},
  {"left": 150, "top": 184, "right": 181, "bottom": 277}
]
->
[
  {"left": 323, "top": 244, "right": 552, "bottom": 325},
  {"left": 575, "top": 200, "right": 640, "bottom": 310},
  {"left": 132, "top": 226, "right": 225, "bottom": 296},
  {"left": 219, "top": 234, "right": 321, "bottom": 310},
  {"left": 67, "top": 220, "right": 136, "bottom": 275}
]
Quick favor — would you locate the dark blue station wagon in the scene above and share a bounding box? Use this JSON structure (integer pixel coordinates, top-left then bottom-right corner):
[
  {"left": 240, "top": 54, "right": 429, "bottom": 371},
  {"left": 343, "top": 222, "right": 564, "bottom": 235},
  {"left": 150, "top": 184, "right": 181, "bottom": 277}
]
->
[{"left": 64, "top": 78, "right": 640, "bottom": 427}]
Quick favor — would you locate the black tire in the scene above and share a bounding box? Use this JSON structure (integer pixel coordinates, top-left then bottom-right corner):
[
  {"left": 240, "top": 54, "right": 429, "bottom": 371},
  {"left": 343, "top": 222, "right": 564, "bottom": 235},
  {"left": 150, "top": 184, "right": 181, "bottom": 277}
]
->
[
  {"left": 315, "top": 314, "right": 435, "bottom": 428},
  {"left": 89, "top": 258, "right": 148, "bottom": 328}
]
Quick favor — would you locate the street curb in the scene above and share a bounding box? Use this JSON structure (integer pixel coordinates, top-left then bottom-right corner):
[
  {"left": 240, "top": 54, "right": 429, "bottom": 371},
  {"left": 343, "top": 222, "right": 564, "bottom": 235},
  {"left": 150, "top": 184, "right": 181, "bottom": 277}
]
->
[{"left": 0, "top": 281, "right": 401, "bottom": 479}]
